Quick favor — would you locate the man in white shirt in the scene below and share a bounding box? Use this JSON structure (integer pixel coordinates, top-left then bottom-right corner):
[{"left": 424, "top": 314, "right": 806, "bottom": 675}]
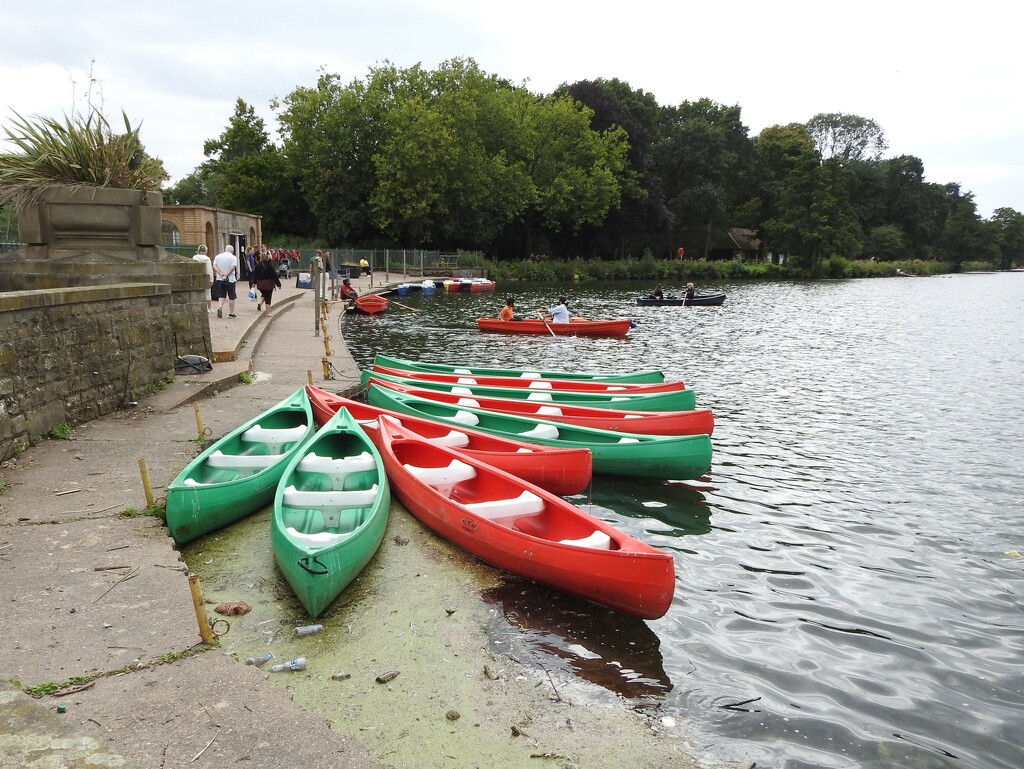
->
[
  {"left": 211, "top": 245, "right": 239, "bottom": 318},
  {"left": 192, "top": 245, "right": 215, "bottom": 313},
  {"left": 544, "top": 296, "right": 570, "bottom": 323}
]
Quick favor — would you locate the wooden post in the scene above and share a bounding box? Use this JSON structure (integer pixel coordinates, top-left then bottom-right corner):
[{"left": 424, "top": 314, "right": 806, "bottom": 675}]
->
[
  {"left": 188, "top": 574, "right": 216, "bottom": 645},
  {"left": 193, "top": 402, "right": 205, "bottom": 442},
  {"left": 137, "top": 458, "right": 155, "bottom": 507}
]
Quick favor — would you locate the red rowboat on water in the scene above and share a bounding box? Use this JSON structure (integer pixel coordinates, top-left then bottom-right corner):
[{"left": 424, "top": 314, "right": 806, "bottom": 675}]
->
[
  {"left": 375, "top": 417, "right": 675, "bottom": 619},
  {"left": 304, "top": 386, "right": 592, "bottom": 496},
  {"left": 369, "top": 363, "right": 685, "bottom": 393},
  {"left": 353, "top": 295, "right": 388, "bottom": 314},
  {"left": 371, "top": 379, "right": 715, "bottom": 436},
  {"left": 477, "top": 318, "right": 632, "bottom": 337}
]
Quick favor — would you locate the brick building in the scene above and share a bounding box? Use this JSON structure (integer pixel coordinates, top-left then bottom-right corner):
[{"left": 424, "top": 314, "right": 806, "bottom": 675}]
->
[{"left": 161, "top": 205, "right": 263, "bottom": 255}]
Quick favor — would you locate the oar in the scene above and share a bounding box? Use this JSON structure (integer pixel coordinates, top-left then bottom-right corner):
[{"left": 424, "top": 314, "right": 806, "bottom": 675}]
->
[
  {"left": 388, "top": 298, "right": 420, "bottom": 312},
  {"left": 536, "top": 311, "right": 556, "bottom": 337}
]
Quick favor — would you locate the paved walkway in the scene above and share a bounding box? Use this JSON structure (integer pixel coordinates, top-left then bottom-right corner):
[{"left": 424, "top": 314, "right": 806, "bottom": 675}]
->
[{"left": 0, "top": 268, "right": 418, "bottom": 769}]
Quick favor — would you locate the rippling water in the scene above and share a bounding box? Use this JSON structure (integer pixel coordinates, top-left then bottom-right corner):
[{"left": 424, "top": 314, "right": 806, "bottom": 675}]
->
[{"left": 340, "top": 274, "right": 1024, "bottom": 769}]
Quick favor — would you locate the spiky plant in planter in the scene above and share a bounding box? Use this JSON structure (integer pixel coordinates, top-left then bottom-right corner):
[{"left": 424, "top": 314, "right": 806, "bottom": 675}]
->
[{"left": 0, "top": 110, "right": 166, "bottom": 209}]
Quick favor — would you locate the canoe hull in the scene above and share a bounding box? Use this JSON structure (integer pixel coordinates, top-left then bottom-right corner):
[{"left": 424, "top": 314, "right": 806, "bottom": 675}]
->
[
  {"left": 354, "top": 295, "right": 389, "bottom": 314},
  {"left": 305, "top": 386, "right": 592, "bottom": 495},
  {"left": 165, "top": 388, "right": 314, "bottom": 544},
  {"left": 367, "top": 384, "right": 713, "bottom": 480},
  {"left": 272, "top": 407, "right": 390, "bottom": 617},
  {"left": 635, "top": 293, "right": 726, "bottom": 307},
  {"left": 372, "top": 353, "right": 665, "bottom": 383},
  {"left": 369, "top": 364, "right": 683, "bottom": 393},
  {"left": 377, "top": 419, "right": 675, "bottom": 619},
  {"left": 362, "top": 369, "right": 697, "bottom": 411},
  {"left": 374, "top": 379, "right": 715, "bottom": 436},
  {"left": 477, "top": 318, "right": 632, "bottom": 336}
]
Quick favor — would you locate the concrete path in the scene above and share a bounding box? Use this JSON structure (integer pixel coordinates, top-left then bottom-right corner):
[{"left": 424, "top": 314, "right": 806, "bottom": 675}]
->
[{"left": 0, "top": 268, "right": 416, "bottom": 769}]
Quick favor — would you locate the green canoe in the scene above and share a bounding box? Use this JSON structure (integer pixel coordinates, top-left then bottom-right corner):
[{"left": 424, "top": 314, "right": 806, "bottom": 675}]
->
[
  {"left": 361, "top": 369, "right": 696, "bottom": 412},
  {"left": 272, "top": 407, "right": 390, "bottom": 618},
  {"left": 367, "top": 384, "right": 712, "bottom": 481},
  {"left": 166, "top": 388, "right": 314, "bottom": 544},
  {"left": 373, "top": 353, "right": 666, "bottom": 384}
]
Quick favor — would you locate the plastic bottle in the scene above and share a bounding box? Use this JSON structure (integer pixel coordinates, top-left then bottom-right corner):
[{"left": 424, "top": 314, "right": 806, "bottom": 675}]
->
[
  {"left": 268, "top": 657, "right": 307, "bottom": 673},
  {"left": 294, "top": 624, "right": 324, "bottom": 637},
  {"left": 245, "top": 652, "right": 274, "bottom": 667}
]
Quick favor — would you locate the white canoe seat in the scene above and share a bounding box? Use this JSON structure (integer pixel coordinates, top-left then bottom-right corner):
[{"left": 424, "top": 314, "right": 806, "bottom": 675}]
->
[
  {"left": 453, "top": 367, "right": 473, "bottom": 375},
  {"left": 282, "top": 484, "right": 379, "bottom": 510},
  {"left": 515, "top": 447, "right": 535, "bottom": 454},
  {"left": 624, "top": 414, "right": 642, "bottom": 419},
  {"left": 518, "top": 423, "right": 559, "bottom": 440},
  {"left": 450, "top": 410, "right": 480, "bottom": 426},
  {"left": 450, "top": 387, "right": 475, "bottom": 396},
  {"left": 610, "top": 396, "right": 630, "bottom": 402},
  {"left": 297, "top": 451, "right": 376, "bottom": 486},
  {"left": 606, "top": 386, "right": 627, "bottom": 391},
  {"left": 616, "top": 437, "right": 640, "bottom": 444},
  {"left": 525, "top": 392, "right": 554, "bottom": 402},
  {"left": 434, "top": 430, "right": 471, "bottom": 448},
  {"left": 206, "top": 450, "right": 281, "bottom": 470},
  {"left": 464, "top": 490, "right": 545, "bottom": 521},
  {"left": 534, "top": 405, "right": 563, "bottom": 416},
  {"left": 456, "top": 397, "right": 481, "bottom": 408},
  {"left": 404, "top": 460, "right": 477, "bottom": 493},
  {"left": 241, "top": 424, "right": 308, "bottom": 452},
  {"left": 559, "top": 531, "right": 613, "bottom": 549},
  {"left": 286, "top": 526, "right": 347, "bottom": 548},
  {"left": 455, "top": 377, "right": 478, "bottom": 385},
  {"left": 526, "top": 381, "right": 553, "bottom": 390},
  {"left": 518, "top": 372, "right": 542, "bottom": 379}
]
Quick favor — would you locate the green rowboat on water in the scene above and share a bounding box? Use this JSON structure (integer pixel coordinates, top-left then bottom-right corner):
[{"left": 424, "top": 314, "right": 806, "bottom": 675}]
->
[
  {"left": 272, "top": 407, "right": 390, "bottom": 618},
  {"left": 165, "top": 388, "right": 314, "bottom": 544},
  {"left": 373, "top": 354, "right": 666, "bottom": 384},
  {"left": 367, "top": 384, "right": 712, "bottom": 481},
  {"left": 361, "top": 369, "right": 697, "bottom": 412}
]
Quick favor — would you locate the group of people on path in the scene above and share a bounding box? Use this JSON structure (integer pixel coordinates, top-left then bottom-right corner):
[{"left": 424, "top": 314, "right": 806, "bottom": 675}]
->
[{"left": 193, "top": 244, "right": 283, "bottom": 319}]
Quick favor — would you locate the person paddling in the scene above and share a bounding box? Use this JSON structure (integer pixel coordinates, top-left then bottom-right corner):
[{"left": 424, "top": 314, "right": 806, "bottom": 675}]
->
[
  {"left": 539, "top": 296, "right": 570, "bottom": 324},
  {"left": 499, "top": 296, "right": 516, "bottom": 321}
]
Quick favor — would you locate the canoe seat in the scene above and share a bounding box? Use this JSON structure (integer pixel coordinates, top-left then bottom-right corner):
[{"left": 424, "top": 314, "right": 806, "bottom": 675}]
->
[
  {"left": 282, "top": 485, "right": 379, "bottom": 511},
  {"left": 404, "top": 460, "right": 477, "bottom": 495},
  {"left": 518, "top": 372, "right": 541, "bottom": 379},
  {"left": 456, "top": 397, "right": 481, "bottom": 408},
  {"left": 526, "top": 381, "right": 553, "bottom": 390},
  {"left": 241, "top": 424, "right": 308, "bottom": 452},
  {"left": 205, "top": 450, "right": 281, "bottom": 470},
  {"left": 450, "top": 387, "right": 475, "bottom": 396},
  {"left": 606, "top": 386, "right": 627, "bottom": 392},
  {"left": 525, "top": 392, "right": 553, "bottom": 402},
  {"left": 452, "top": 368, "right": 473, "bottom": 375},
  {"left": 610, "top": 396, "right": 630, "bottom": 402},
  {"left": 616, "top": 437, "right": 640, "bottom": 444},
  {"left": 534, "top": 405, "right": 563, "bottom": 416},
  {"left": 434, "top": 430, "right": 471, "bottom": 448},
  {"left": 463, "top": 490, "right": 544, "bottom": 521},
  {"left": 559, "top": 531, "right": 613, "bottom": 549},
  {"left": 518, "top": 423, "right": 559, "bottom": 440},
  {"left": 455, "top": 377, "right": 478, "bottom": 385},
  {"left": 449, "top": 410, "right": 480, "bottom": 426},
  {"left": 285, "top": 526, "right": 347, "bottom": 548},
  {"left": 515, "top": 447, "right": 535, "bottom": 454},
  {"left": 297, "top": 451, "right": 376, "bottom": 485}
]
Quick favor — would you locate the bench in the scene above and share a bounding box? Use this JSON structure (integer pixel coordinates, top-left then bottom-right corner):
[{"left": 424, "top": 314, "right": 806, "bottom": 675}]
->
[
  {"left": 559, "top": 531, "right": 613, "bottom": 549},
  {"left": 296, "top": 451, "right": 376, "bottom": 486},
  {"left": 240, "top": 424, "right": 308, "bottom": 453},
  {"left": 205, "top": 450, "right": 281, "bottom": 470},
  {"left": 438, "top": 256, "right": 459, "bottom": 268},
  {"left": 281, "top": 485, "right": 379, "bottom": 511},
  {"left": 433, "top": 430, "right": 471, "bottom": 448},
  {"left": 404, "top": 459, "right": 477, "bottom": 495},
  {"left": 463, "top": 490, "right": 545, "bottom": 521}
]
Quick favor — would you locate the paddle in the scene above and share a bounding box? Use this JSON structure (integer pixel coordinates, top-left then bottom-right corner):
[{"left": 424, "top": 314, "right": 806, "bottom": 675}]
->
[
  {"left": 388, "top": 298, "right": 420, "bottom": 312},
  {"left": 536, "top": 310, "right": 557, "bottom": 337}
]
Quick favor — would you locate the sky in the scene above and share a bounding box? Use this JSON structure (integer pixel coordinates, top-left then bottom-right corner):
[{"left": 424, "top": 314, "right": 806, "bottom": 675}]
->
[{"left": 2, "top": 0, "right": 1020, "bottom": 218}]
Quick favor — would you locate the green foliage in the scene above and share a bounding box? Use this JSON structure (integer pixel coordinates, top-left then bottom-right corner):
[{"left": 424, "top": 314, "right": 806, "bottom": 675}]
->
[
  {"left": 119, "top": 508, "right": 139, "bottom": 518},
  {"left": 0, "top": 476, "right": 6, "bottom": 495},
  {"left": 0, "top": 110, "right": 167, "bottom": 208},
  {"left": 48, "top": 423, "right": 71, "bottom": 440},
  {"left": 239, "top": 372, "right": 253, "bottom": 384}
]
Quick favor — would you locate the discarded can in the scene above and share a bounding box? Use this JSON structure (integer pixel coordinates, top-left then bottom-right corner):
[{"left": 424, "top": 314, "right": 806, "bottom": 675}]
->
[
  {"left": 56, "top": 705, "right": 67, "bottom": 714},
  {"left": 375, "top": 670, "right": 400, "bottom": 684},
  {"left": 269, "top": 657, "right": 307, "bottom": 673},
  {"left": 294, "top": 624, "right": 324, "bottom": 637},
  {"left": 245, "top": 652, "right": 274, "bottom": 667}
]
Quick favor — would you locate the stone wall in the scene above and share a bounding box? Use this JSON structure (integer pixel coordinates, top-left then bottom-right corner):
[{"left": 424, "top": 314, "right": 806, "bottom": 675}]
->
[{"left": 0, "top": 284, "right": 210, "bottom": 461}]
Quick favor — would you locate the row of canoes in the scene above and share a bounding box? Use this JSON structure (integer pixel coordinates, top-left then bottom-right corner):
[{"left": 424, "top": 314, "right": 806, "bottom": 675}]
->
[{"left": 165, "top": 355, "right": 712, "bottom": 620}]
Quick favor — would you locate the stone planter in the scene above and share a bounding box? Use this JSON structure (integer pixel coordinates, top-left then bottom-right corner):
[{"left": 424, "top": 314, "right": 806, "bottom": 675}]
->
[{"left": 18, "top": 186, "right": 162, "bottom": 261}]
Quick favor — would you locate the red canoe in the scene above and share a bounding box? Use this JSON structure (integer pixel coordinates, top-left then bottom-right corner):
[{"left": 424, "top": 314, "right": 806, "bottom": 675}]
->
[
  {"left": 304, "top": 386, "right": 592, "bottom": 496},
  {"left": 353, "top": 295, "right": 389, "bottom": 314},
  {"left": 477, "top": 318, "right": 633, "bottom": 337},
  {"left": 376, "top": 417, "right": 675, "bottom": 619},
  {"left": 369, "top": 364, "right": 685, "bottom": 393},
  {"left": 372, "top": 379, "right": 715, "bottom": 436}
]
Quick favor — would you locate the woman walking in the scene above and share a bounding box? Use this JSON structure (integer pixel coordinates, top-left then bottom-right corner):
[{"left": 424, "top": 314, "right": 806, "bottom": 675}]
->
[{"left": 254, "top": 250, "right": 281, "bottom": 316}]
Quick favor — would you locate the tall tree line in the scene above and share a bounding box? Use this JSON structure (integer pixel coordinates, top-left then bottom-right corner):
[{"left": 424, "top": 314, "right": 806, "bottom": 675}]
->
[{"left": 164, "top": 59, "right": 1024, "bottom": 272}]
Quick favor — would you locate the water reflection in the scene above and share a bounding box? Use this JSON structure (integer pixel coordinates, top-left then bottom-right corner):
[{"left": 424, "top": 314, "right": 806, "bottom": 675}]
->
[{"left": 483, "top": 581, "right": 672, "bottom": 702}]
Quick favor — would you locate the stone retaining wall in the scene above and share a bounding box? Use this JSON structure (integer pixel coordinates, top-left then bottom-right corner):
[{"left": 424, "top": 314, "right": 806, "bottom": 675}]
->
[{"left": 0, "top": 284, "right": 209, "bottom": 461}]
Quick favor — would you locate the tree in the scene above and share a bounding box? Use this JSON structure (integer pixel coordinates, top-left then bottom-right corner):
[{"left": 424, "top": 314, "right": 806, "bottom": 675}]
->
[
  {"left": 806, "top": 113, "right": 887, "bottom": 162},
  {"left": 935, "top": 184, "right": 998, "bottom": 267},
  {"left": 989, "top": 207, "right": 1024, "bottom": 269}
]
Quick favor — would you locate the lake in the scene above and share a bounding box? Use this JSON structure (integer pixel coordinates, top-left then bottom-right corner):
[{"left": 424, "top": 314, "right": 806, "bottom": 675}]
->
[{"left": 337, "top": 273, "right": 1024, "bottom": 769}]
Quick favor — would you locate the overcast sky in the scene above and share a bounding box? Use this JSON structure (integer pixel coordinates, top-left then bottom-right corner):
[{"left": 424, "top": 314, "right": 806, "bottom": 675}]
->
[{"left": 2, "top": 0, "right": 1020, "bottom": 218}]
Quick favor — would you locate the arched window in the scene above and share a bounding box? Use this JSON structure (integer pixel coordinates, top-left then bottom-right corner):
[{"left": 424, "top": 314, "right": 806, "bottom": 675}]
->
[{"left": 161, "top": 221, "right": 181, "bottom": 246}]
